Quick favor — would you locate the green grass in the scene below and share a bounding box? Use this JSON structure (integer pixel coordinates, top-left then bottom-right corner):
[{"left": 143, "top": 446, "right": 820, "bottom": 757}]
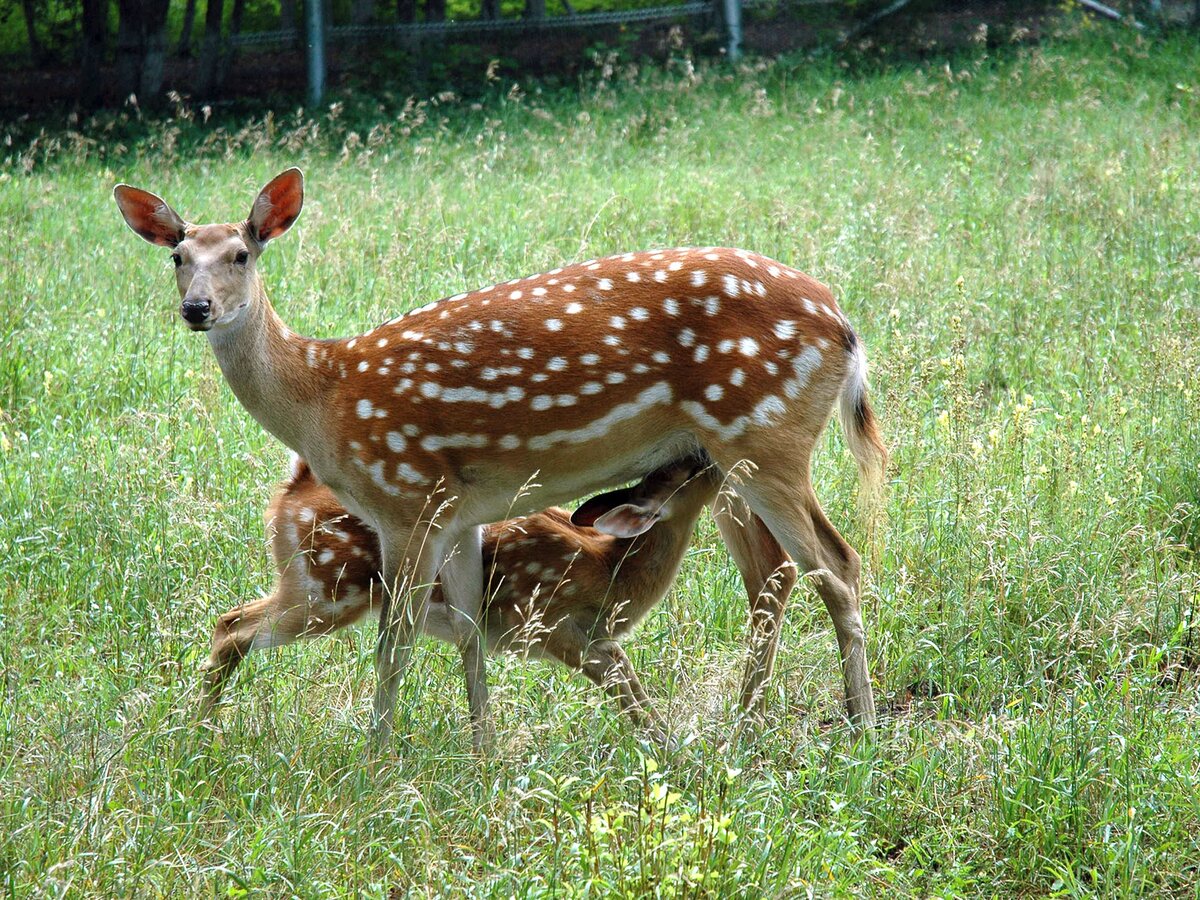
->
[{"left": 3, "top": 30, "right": 1200, "bottom": 897}]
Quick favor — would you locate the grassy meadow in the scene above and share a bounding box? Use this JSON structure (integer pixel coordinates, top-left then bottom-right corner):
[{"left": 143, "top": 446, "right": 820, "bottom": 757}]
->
[{"left": 2, "top": 31, "right": 1200, "bottom": 897}]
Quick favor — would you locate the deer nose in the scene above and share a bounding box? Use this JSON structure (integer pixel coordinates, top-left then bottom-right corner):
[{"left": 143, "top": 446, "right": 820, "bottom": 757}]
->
[{"left": 181, "top": 298, "right": 211, "bottom": 325}]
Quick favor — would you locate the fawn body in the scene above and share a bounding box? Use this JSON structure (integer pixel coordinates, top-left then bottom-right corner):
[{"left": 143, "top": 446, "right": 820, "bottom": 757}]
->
[
  {"left": 201, "top": 457, "right": 740, "bottom": 740},
  {"left": 115, "top": 168, "right": 886, "bottom": 749}
]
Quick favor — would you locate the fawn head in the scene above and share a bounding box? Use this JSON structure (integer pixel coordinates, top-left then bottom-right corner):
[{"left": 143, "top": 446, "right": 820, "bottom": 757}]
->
[
  {"left": 572, "top": 459, "right": 709, "bottom": 539},
  {"left": 114, "top": 169, "right": 304, "bottom": 332}
]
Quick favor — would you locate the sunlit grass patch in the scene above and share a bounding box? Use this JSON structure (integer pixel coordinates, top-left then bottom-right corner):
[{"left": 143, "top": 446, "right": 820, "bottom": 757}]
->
[{"left": 2, "top": 30, "right": 1200, "bottom": 897}]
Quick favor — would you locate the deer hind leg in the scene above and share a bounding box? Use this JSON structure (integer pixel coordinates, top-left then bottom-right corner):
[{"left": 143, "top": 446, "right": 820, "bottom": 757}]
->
[
  {"left": 543, "top": 618, "right": 667, "bottom": 745},
  {"left": 199, "top": 579, "right": 374, "bottom": 718},
  {"left": 438, "top": 524, "right": 493, "bottom": 753},
  {"left": 727, "top": 471, "right": 877, "bottom": 729},
  {"left": 711, "top": 488, "right": 798, "bottom": 718}
]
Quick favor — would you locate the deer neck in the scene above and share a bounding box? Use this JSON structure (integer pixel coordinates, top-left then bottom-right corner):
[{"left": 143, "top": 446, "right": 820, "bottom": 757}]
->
[
  {"left": 614, "top": 493, "right": 710, "bottom": 608},
  {"left": 206, "top": 277, "right": 329, "bottom": 453}
]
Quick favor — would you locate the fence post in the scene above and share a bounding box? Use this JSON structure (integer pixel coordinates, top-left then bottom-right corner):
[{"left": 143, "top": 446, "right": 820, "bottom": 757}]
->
[
  {"left": 306, "top": 0, "right": 326, "bottom": 106},
  {"left": 721, "top": 0, "right": 742, "bottom": 62}
]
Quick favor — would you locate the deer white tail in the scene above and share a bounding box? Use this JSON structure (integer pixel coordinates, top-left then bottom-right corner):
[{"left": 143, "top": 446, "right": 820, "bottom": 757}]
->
[{"left": 838, "top": 339, "right": 888, "bottom": 504}]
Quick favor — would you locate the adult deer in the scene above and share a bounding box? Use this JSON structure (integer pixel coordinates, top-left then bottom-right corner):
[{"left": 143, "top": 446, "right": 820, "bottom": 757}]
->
[
  {"left": 199, "top": 456, "right": 740, "bottom": 744},
  {"left": 114, "top": 168, "right": 886, "bottom": 750}
]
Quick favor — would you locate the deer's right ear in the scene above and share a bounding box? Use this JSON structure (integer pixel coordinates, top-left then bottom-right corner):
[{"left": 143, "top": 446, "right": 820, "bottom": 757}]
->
[
  {"left": 248, "top": 167, "right": 304, "bottom": 245},
  {"left": 591, "top": 504, "right": 661, "bottom": 539},
  {"left": 113, "top": 185, "right": 187, "bottom": 247}
]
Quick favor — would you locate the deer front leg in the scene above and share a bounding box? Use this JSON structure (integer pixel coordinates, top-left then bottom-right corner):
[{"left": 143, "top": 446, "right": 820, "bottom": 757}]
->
[
  {"left": 438, "top": 525, "right": 494, "bottom": 753},
  {"left": 373, "top": 531, "right": 442, "bottom": 746}
]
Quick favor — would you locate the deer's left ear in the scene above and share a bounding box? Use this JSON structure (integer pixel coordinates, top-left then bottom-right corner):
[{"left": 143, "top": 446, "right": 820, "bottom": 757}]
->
[
  {"left": 248, "top": 167, "right": 304, "bottom": 245},
  {"left": 113, "top": 185, "right": 187, "bottom": 247}
]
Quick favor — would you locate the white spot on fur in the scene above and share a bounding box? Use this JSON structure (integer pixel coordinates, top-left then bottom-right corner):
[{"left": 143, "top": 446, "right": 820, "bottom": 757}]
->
[
  {"left": 420, "top": 434, "right": 489, "bottom": 452},
  {"left": 663, "top": 298, "right": 680, "bottom": 316},
  {"left": 782, "top": 346, "right": 823, "bottom": 399},
  {"left": 386, "top": 432, "right": 407, "bottom": 453},
  {"left": 396, "top": 462, "right": 430, "bottom": 484},
  {"left": 739, "top": 338, "right": 760, "bottom": 357},
  {"left": 677, "top": 328, "right": 696, "bottom": 348},
  {"left": 526, "top": 382, "right": 674, "bottom": 451},
  {"left": 691, "top": 270, "right": 707, "bottom": 287},
  {"left": 546, "top": 319, "right": 563, "bottom": 331},
  {"left": 629, "top": 307, "right": 649, "bottom": 321}
]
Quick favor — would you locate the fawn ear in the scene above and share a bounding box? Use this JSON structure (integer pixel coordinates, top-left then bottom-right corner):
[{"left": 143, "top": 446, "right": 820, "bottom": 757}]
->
[
  {"left": 572, "top": 485, "right": 636, "bottom": 529},
  {"left": 113, "top": 185, "right": 187, "bottom": 247},
  {"left": 591, "top": 504, "right": 662, "bottom": 539},
  {"left": 248, "top": 168, "right": 304, "bottom": 245}
]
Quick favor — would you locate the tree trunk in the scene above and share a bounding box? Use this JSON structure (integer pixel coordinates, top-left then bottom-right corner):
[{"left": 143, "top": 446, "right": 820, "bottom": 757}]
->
[
  {"left": 138, "top": 0, "right": 170, "bottom": 101},
  {"left": 217, "top": 0, "right": 246, "bottom": 86},
  {"left": 80, "top": 0, "right": 108, "bottom": 107},
  {"left": 352, "top": 0, "right": 375, "bottom": 25},
  {"left": 177, "top": 0, "right": 198, "bottom": 56},
  {"left": 524, "top": 0, "right": 545, "bottom": 19},
  {"left": 20, "top": 0, "right": 45, "bottom": 65},
  {"left": 396, "top": 0, "right": 416, "bottom": 22},
  {"left": 481, "top": 0, "right": 500, "bottom": 20},
  {"left": 281, "top": 0, "right": 299, "bottom": 45},
  {"left": 425, "top": 0, "right": 445, "bottom": 21},
  {"left": 198, "top": 0, "right": 225, "bottom": 96},
  {"left": 114, "top": 0, "right": 170, "bottom": 103},
  {"left": 115, "top": 0, "right": 141, "bottom": 99}
]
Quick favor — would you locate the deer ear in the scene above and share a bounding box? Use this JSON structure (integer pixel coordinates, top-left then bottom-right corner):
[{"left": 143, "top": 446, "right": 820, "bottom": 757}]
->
[
  {"left": 113, "top": 185, "right": 186, "bottom": 247},
  {"left": 248, "top": 167, "right": 304, "bottom": 245},
  {"left": 572, "top": 485, "right": 636, "bottom": 528},
  {"left": 591, "top": 504, "right": 661, "bottom": 539}
]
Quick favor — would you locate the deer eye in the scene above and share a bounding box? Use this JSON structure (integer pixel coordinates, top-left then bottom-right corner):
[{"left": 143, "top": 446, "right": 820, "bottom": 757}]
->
[
  {"left": 171, "top": 253, "right": 182, "bottom": 268},
  {"left": 235, "top": 250, "right": 249, "bottom": 265}
]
